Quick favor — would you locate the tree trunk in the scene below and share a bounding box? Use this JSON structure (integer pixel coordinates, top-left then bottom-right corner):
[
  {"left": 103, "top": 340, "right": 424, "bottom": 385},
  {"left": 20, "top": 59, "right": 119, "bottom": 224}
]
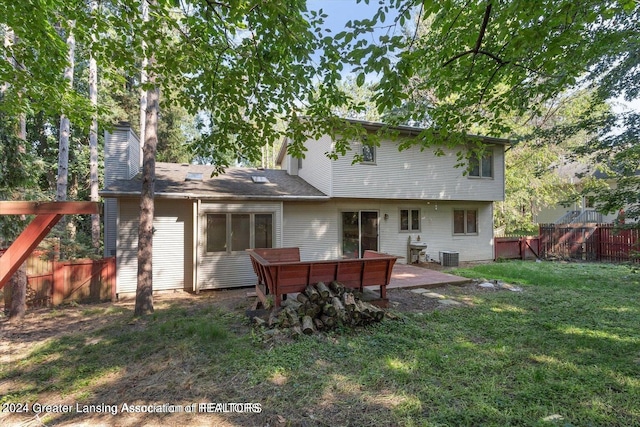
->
[
  {"left": 8, "top": 263, "right": 26, "bottom": 322},
  {"left": 89, "top": 0, "right": 100, "bottom": 251},
  {"left": 56, "top": 22, "right": 75, "bottom": 202},
  {"left": 4, "top": 28, "right": 28, "bottom": 321},
  {"left": 139, "top": 0, "right": 148, "bottom": 157},
  {"left": 134, "top": 0, "right": 157, "bottom": 316},
  {"left": 134, "top": 84, "right": 159, "bottom": 316}
]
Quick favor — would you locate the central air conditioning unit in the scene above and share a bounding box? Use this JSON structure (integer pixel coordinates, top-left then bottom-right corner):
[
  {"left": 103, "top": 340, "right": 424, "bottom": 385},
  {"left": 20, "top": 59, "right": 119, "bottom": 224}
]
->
[{"left": 439, "top": 251, "right": 459, "bottom": 267}]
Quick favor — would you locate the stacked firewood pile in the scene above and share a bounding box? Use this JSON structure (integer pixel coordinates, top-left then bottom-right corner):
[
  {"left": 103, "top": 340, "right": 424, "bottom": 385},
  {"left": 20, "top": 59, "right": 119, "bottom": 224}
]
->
[{"left": 254, "top": 281, "right": 386, "bottom": 336}]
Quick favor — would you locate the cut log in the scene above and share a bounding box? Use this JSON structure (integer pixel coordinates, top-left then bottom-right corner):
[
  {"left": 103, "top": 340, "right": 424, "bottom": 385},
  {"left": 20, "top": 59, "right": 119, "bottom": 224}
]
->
[
  {"left": 361, "top": 301, "right": 385, "bottom": 321},
  {"left": 342, "top": 292, "right": 356, "bottom": 311},
  {"left": 296, "top": 293, "right": 310, "bottom": 305},
  {"left": 282, "top": 299, "right": 302, "bottom": 311},
  {"left": 320, "top": 314, "right": 335, "bottom": 328},
  {"left": 277, "top": 309, "right": 291, "bottom": 328},
  {"left": 329, "top": 280, "right": 345, "bottom": 296},
  {"left": 310, "top": 303, "right": 322, "bottom": 317},
  {"left": 285, "top": 307, "right": 300, "bottom": 327},
  {"left": 316, "top": 281, "right": 331, "bottom": 299},
  {"left": 304, "top": 285, "right": 320, "bottom": 302},
  {"left": 322, "top": 302, "right": 337, "bottom": 317},
  {"left": 301, "top": 315, "right": 315, "bottom": 335},
  {"left": 313, "top": 318, "right": 324, "bottom": 331},
  {"left": 331, "top": 297, "right": 344, "bottom": 314},
  {"left": 268, "top": 309, "right": 280, "bottom": 328},
  {"left": 290, "top": 326, "right": 303, "bottom": 338},
  {"left": 356, "top": 300, "right": 371, "bottom": 318}
]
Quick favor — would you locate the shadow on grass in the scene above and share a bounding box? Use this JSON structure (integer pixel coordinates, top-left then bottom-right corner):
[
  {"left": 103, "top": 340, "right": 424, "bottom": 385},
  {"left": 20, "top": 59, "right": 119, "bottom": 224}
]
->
[{"left": 1, "top": 265, "right": 640, "bottom": 426}]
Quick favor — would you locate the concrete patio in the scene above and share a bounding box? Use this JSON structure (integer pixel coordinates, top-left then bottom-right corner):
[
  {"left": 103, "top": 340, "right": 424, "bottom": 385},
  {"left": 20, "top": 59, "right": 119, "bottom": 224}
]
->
[{"left": 388, "top": 263, "right": 472, "bottom": 290}]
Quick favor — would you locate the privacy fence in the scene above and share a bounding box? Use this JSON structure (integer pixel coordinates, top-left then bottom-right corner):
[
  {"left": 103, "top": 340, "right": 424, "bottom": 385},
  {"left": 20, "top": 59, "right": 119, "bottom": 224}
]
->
[
  {"left": 495, "top": 224, "right": 639, "bottom": 263},
  {"left": 1, "top": 249, "right": 115, "bottom": 308}
]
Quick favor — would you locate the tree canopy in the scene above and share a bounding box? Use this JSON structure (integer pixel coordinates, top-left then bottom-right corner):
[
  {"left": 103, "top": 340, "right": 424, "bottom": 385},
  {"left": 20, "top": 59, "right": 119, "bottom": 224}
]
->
[
  {"left": 337, "top": 0, "right": 638, "bottom": 223},
  {"left": 2, "top": 0, "right": 639, "bottom": 224}
]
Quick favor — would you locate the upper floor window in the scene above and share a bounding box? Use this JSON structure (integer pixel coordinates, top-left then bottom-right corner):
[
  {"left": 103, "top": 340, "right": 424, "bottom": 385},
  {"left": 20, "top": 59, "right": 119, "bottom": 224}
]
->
[
  {"left": 362, "top": 144, "right": 376, "bottom": 164},
  {"left": 585, "top": 196, "right": 595, "bottom": 209},
  {"left": 400, "top": 209, "right": 420, "bottom": 231},
  {"left": 206, "top": 213, "right": 273, "bottom": 253},
  {"left": 469, "top": 151, "right": 493, "bottom": 178},
  {"left": 453, "top": 209, "right": 478, "bottom": 235}
]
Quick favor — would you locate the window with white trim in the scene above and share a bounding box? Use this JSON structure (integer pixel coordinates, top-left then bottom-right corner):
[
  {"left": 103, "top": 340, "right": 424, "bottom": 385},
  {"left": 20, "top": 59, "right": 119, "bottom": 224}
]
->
[
  {"left": 206, "top": 213, "right": 273, "bottom": 253},
  {"left": 469, "top": 152, "right": 493, "bottom": 178},
  {"left": 400, "top": 209, "right": 420, "bottom": 231},
  {"left": 453, "top": 209, "right": 478, "bottom": 235},
  {"left": 362, "top": 144, "right": 376, "bottom": 164}
]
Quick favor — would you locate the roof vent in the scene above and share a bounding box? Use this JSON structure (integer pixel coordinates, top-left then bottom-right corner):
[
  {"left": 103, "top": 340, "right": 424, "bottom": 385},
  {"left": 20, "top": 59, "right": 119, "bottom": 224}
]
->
[
  {"left": 251, "top": 176, "right": 269, "bottom": 183},
  {"left": 186, "top": 172, "right": 203, "bottom": 181}
]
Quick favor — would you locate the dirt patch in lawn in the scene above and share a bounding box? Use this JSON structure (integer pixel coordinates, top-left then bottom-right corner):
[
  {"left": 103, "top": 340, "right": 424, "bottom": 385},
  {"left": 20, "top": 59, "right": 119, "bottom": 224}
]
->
[{"left": 0, "top": 281, "right": 496, "bottom": 426}]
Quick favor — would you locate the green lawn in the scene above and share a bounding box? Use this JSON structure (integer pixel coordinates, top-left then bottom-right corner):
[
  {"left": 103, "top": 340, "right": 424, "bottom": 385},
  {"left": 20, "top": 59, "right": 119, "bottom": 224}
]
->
[{"left": 1, "top": 261, "right": 639, "bottom": 426}]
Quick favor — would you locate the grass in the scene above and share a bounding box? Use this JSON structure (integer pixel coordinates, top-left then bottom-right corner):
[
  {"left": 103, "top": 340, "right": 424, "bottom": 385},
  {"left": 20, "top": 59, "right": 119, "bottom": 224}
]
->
[{"left": 1, "top": 261, "right": 639, "bottom": 426}]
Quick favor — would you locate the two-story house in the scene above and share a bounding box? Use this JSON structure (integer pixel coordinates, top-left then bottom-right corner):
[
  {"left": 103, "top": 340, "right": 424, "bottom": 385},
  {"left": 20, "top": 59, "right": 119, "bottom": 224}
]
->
[{"left": 101, "top": 120, "right": 509, "bottom": 296}]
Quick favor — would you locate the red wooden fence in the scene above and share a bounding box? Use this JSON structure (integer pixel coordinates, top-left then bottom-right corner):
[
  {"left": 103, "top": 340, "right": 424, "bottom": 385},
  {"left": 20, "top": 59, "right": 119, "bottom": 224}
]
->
[
  {"left": 495, "top": 236, "right": 540, "bottom": 260},
  {"left": 1, "top": 249, "right": 115, "bottom": 308},
  {"left": 538, "top": 224, "right": 639, "bottom": 263}
]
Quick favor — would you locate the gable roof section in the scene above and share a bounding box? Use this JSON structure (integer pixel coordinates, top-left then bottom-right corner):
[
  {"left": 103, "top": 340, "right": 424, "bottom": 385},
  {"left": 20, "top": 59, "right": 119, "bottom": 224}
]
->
[{"left": 100, "top": 162, "right": 329, "bottom": 200}]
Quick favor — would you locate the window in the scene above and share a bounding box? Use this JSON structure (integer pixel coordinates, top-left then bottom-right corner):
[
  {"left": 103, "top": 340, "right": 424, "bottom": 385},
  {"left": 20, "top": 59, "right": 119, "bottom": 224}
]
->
[
  {"left": 585, "top": 196, "right": 595, "bottom": 209},
  {"left": 453, "top": 209, "right": 478, "bottom": 235},
  {"left": 469, "top": 151, "right": 493, "bottom": 178},
  {"left": 400, "top": 209, "right": 420, "bottom": 231},
  {"left": 206, "top": 214, "right": 227, "bottom": 252},
  {"left": 362, "top": 144, "right": 376, "bottom": 163},
  {"left": 206, "top": 213, "right": 273, "bottom": 253}
]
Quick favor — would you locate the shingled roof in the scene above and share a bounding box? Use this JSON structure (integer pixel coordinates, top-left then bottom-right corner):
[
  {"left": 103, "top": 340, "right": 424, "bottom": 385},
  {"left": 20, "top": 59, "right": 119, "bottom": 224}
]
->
[{"left": 100, "top": 162, "right": 328, "bottom": 200}]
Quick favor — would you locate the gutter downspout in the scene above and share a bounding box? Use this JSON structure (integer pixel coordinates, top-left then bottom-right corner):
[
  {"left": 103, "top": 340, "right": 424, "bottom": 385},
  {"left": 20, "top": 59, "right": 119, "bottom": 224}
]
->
[
  {"left": 194, "top": 199, "right": 200, "bottom": 293},
  {"left": 280, "top": 201, "right": 284, "bottom": 248}
]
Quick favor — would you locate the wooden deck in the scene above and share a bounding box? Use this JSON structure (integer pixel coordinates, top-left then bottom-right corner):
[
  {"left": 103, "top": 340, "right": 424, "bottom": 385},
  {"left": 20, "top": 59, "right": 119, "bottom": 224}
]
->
[{"left": 388, "top": 264, "right": 471, "bottom": 290}]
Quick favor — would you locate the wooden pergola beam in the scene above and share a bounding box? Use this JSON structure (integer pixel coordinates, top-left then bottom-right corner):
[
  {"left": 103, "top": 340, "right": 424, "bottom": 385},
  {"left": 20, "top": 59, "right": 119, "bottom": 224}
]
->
[
  {"left": 0, "top": 201, "right": 100, "bottom": 215},
  {"left": 0, "top": 214, "right": 63, "bottom": 289},
  {"left": 0, "top": 201, "right": 101, "bottom": 289}
]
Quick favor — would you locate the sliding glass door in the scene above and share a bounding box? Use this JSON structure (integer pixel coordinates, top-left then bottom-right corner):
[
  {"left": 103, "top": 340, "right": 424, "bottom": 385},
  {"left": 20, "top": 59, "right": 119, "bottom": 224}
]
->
[{"left": 341, "top": 211, "right": 379, "bottom": 258}]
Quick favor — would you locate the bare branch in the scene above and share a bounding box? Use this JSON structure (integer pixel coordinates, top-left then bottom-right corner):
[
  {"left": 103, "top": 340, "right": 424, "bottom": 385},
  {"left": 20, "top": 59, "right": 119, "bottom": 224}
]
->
[{"left": 473, "top": 3, "right": 492, "bottom": 55}]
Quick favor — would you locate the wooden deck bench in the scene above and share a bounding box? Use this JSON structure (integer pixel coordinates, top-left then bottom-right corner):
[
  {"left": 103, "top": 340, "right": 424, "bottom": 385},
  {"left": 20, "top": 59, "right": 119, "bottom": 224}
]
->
[{"left": 246, "top": 247, "right": 398, "bottom": 308}]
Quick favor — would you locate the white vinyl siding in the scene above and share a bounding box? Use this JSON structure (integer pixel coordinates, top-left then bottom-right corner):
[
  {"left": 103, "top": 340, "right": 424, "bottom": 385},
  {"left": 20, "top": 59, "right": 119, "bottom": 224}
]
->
[
  {"left": 283, "top": 202, "right": 341, "bottom": 261},
  {"left": 330, "top": 140, "right": 504, "bottom": 201},
  {"left": 104, "top": 125, "right": 139, "bottom": 185},
  {"left": 103, "top": 198, "right": 118, "bottom": 258},
  {"left": 198, "top": 201, "right": 282, "bottom": 290},
  {"left": 297, "top": 134, "right": 333, "bottom": 196},
  {"left": 116, "top": 198, "right": 193, "bottom": 294},
  {"left": 282, "top": 200, "right": 493, "bottom": 265}
]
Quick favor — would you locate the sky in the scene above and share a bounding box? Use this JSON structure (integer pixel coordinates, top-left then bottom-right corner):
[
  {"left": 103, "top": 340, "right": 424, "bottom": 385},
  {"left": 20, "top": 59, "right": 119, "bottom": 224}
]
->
[{"left": 307, "top": 0, "right": 395, "bottom": 33}]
